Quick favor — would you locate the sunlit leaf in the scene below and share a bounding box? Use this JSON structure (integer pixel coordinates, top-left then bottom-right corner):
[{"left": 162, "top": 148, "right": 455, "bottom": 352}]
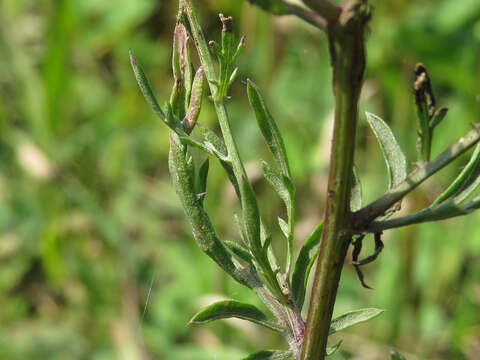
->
[
  {"left": 329, "top": 308, "right": 384, "bottom": 335},
  {"left": 189, "top": 300, "right": 282, "bottom": 332},
  {"left": 366, "top": 112, "right": 407, "bottom": 188}
]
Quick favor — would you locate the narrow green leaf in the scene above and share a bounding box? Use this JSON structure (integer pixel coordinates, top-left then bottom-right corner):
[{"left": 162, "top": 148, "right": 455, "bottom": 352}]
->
[
  {"left": 291, "top": 221, "right": 324, "bottom": 310},
  {"left": 248, "top": 80, "right": 291, "bottom": 178},
  {"left": 350, "top": 167, "right": 362, "bottom": 212},
  {"left": 246, "top": 0, "right": 292, "bottom": 15},
  {"left": 432, "top": 144, "right": 480, "bottom": 206},
  {"left": 129, "top": 51, "right": 167, "bottom": 124},
  {"left": 326, "top": 340, "right": 342, "bottom": 356},
  {"left": 329, "top": 308, "right": 384, "bottom": 335},
  {"left": 168, "top": 134, "right": 250, "bottom": 287},
  {"left": 189, "top": 300, "right": 282, "bottom": 332},
  {"left": 366, "top": 112, "right": 407, "bottom": 188},
  {"left": 241, "top": 350, "right": 292, "bottom": 360}
]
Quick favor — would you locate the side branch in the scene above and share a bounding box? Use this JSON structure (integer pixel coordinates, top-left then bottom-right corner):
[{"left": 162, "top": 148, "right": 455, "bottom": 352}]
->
[
  {"left": 352, "top": 124, "right": 480, "bottom": 230},
  {"left": 283, "top": 2, "right": 328, "bottom": 30},
  {"left": 302, "top": 0, "right": 341, "bottom": 23}
]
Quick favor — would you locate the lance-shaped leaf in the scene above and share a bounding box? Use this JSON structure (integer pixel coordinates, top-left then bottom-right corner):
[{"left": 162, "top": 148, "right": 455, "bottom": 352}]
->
[
  {"left": 130, "top": 51, "right": 170, "bottom": 126},
  {"left": 183, "top": 66, "right": 205, "bottom": 134},
  {"left": 329, "top": 308, "right": 384, "bottom": 335},
  {"left": 248, "top": 80, "right": 291, "bottom": 179},
  {"left": 189, "top": 300, "right": 282, "bottom": 332},
  {"left": 291, "top": 221, "right": 324, "bottom": 310},
  {"left": 247, "top": 0, "right": 292, "bottom": 15},
  {"left": 366, "top": 112, "right": 407, "bottom": 188},
  {"left": 168, "top": 134, "right": 250, "bottom": 287},
  {"left": 241, "top": 350, "right": 292, "bottom": 360},
  {"left": 432, "top": 144, "right": 480, "bottom": 206}
]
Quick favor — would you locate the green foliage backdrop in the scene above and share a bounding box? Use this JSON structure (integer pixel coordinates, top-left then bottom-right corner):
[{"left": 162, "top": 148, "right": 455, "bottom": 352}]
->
[{"left": 0, "top": 0, "right": 479, "bottom": 358}]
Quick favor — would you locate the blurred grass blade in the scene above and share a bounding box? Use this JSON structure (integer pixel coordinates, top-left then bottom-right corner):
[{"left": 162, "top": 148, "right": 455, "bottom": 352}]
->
[
  {"left": 366, "top": 112, "right": 407, "bottom": 188},
  {"left": 129, "top": 51, "right": 168, "bottom": 124},
  {"left": 390, "top": 350, "right": 407, "bottom": 360},
  {"left": 168, "top": 134, "right": 250, "bottom": 287},
  {"left": 291, "top": 221, "right": 324, "bottom": 310},
  {"left": 350, "top": 167, "right": 362, "bottom": 212},
  {"left": 246, "top": 0, "right": 292, "bottom": 15},
  {"left": 329, "top": 308, "right": 384, "bottom": 335},
  {"left": 241, "top": 350, "right": 292, "bottom": 360},
  {"left": 432, "top": 144, "right": 480, "bottom": 205},
  {"left": 326, "top": 340, "right": 342, "bottom": 356},
  {"left": 189, "top": 300, "right": 282, "bottom": 332},
  {"left": 248, "top": 80, "right": 291, "bottom": 178}
]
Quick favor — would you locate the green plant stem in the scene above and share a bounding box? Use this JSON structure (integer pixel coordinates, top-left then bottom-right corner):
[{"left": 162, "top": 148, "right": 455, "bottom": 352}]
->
[
  {"left": 300, "top": 2, "right": 369, "bottom": 359},
  {"left": 353, "top": 124, "right": 480, "bottom": 230}
]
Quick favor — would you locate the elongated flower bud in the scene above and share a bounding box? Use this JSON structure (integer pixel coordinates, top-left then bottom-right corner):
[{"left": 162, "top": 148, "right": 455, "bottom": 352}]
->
[
  {"left": 183, "top": 66, "right": 205, "bottom": 134},
  {"left": 170, "top": 23, "right": 193, "bottom": 121}
]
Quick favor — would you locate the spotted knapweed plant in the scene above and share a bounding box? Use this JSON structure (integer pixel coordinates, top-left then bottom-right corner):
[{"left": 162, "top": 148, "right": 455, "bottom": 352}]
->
[{"left": 130, "top": 1, "right": 480, "bottom": 359}]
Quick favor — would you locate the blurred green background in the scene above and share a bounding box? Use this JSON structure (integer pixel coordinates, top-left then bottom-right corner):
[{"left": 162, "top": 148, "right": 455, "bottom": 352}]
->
[{"left": 1, "top": 0, "right": 480, "bottom": 359}]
